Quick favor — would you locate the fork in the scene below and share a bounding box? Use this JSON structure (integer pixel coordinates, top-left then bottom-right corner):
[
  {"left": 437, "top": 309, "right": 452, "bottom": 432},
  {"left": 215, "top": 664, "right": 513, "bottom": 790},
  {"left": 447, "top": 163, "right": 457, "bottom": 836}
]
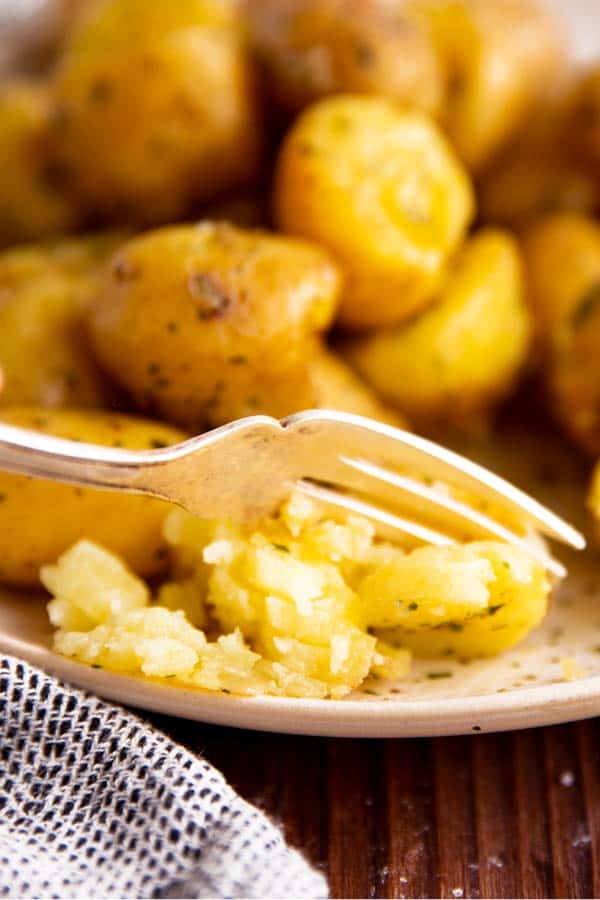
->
[{"left": 0, "top": 410, "right": 584, "bottom": 577}]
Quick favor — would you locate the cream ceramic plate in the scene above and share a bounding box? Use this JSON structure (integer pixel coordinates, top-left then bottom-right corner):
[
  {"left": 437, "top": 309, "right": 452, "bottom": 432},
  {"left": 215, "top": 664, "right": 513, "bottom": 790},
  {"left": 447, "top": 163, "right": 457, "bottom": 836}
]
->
[{"left": 2, "top": 414, "right": 600, "bottom": 737}]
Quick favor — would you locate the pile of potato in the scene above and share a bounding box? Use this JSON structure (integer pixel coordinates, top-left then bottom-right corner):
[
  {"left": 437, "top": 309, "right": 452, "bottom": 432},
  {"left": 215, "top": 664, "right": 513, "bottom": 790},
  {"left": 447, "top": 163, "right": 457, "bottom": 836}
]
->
[{"left": 1, "top": 0, "right": 600, "bottom": 590}]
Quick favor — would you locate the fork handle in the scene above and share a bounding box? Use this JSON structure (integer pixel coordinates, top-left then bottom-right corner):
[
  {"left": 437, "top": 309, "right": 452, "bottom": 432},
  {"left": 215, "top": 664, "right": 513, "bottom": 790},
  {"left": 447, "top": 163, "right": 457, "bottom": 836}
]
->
[{"left": 0, "top": 422, "right": 160, "bottom": 496}]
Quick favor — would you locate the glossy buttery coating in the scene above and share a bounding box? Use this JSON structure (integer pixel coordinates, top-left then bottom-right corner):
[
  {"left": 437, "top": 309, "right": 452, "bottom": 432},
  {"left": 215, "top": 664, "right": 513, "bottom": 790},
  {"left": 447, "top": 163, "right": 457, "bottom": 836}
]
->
[
  {"left": 245, "top": 0, "right": 443, "bottom": 117},
  {"left": 0, "top": 233, "right": 125, "bottom": 409},
  {"left": 411, "top": 0, "right": 564, "bottom": 172},
  {"left": 51, "top": 0, "right": 261, "bottom": 225},
  {"left": 345, "top": 229, "right": 530, "bottom": 428},
  {"left": 0, "top": 81, "right": 80, "bottom": 247},
  {"left": 521, "top": 213, "right": 600, "bottom": 455},
  {"left": 88, "top": 222, "right": 341, "bottom": 430},
  {"left": 0, "top": 408, "right": 186, "bottom": 586},
  {"left": 274, "top": 95, "right": 474, "bottom": 330}
]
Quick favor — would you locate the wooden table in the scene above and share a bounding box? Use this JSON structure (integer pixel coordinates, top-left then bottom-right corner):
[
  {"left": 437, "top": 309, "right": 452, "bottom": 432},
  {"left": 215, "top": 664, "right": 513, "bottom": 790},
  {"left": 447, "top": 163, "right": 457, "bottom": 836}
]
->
[{"left": 149, "top": 714, "right": 600, "bottom": 899}]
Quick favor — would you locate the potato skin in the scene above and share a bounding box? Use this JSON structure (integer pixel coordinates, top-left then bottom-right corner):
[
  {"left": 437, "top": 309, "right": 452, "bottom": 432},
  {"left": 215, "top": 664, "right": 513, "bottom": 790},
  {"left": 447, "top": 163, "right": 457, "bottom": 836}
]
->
[
  {"left": 412, "top": 0, "right": 564, "bottom": 171},
  {"left": 521, "top": 214, "right": 600, "bottom": 454},
  {"left": 306, "top": 344, "right": 407, "bottom": 428},
  {"left": 0, "top": 81, "right": 80, "bottom": 247},
  {"left": 245, "top": 0, "right": 443, "bottom": 117},
  {"left": 345, "top": 229, "right": 530, "bottom": 428},
  {"left": 479, "top": 102, "right": 599, "bottom": 228},
  {"left": 51, "top": 0, "right": 261, "bottom": 225},
  {"left": 88, "top": 222, "right": 341, "bottom": 430},
  {"left": 0, "top": 233, "right": 125, "bottom": 409},
  {"left": 566, "top": 65, "right": 600, "bottom": 171},
  {"left": 274, "top": 95, "right": 474, "bottom": 330},
  {"left": 0, "top": 408, "right": 186, "bottom": 586}
]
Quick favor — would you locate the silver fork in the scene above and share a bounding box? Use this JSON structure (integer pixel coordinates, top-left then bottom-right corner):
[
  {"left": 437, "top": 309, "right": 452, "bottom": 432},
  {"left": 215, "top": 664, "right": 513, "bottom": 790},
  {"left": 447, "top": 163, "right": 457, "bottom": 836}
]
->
[{"left": 0, "top": 410, "right": 584, "bottom": 577}]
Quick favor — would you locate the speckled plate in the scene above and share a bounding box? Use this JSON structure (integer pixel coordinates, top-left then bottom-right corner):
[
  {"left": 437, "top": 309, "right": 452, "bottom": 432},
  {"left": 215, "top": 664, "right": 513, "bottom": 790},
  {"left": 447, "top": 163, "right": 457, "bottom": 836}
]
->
[{"left": 2, "top": 414, "right": 600, "bottom": 737}]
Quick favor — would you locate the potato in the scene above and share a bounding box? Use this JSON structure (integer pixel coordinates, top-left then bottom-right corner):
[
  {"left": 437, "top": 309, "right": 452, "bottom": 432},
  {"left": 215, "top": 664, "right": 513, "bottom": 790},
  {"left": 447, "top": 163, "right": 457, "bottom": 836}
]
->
[
  {"left": 245, "top": 0, "right": 443, "bottom": 117},
  {"left": 51, "top": 0, "right": 261, "bottom": 225},
  {"left": 306, "top": 344, "right": 407, "bottom": 428},
  {"left": 345, "top": 229, "right": 530, "bottom": 428},
  {"left": 479, "top": 104, "right": 599, "bottom": 228},
  {"left": 274, "top": 95, "right": 474, "bottom": 330},
  {"left": 0, "top": 233, "right": 125, "bottom": 408},
  {"left": 411, "top": 0, "right": 564, "bottom": 171},
  {"left": 369, "top": 542, "right": 550, "bottom": 659},
  {"left": 566, "top": 65, "right": 600, "bottom": 171},
  {"left": 520, "top": 214, "right": 600, "bottom": 454},
  {"left": 0, "top": 408, "right": 185, "bottom": 586},
  {"left": 0, "top": 81, "right": 80, "bottom": 247},
  {"left": 88, "top": 222, "right": 341, "bottom": 430}
]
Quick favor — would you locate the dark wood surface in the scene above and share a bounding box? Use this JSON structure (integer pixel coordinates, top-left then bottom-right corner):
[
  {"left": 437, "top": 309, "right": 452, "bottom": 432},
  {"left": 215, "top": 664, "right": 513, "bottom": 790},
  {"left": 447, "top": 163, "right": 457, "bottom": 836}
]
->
[{"left": 148, "top": 714, "right": 600, "bottom": 899}]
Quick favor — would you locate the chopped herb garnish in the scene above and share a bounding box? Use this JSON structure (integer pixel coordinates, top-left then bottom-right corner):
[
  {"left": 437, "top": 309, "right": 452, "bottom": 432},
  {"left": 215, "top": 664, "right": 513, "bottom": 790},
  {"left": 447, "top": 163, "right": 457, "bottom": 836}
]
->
[
  {"left": 355, "top": 42, "right": 376, "bottom": 66},
  {"left": 272, "top": 543, "right": 290, "bottom": 553},
  {"left": 487, "top": 604, "right": 505, "bottom": 616},
  {"left": 426, "top": 671, "right": 453, "bottom": 679},
  {"left": 150, "top": 438, "right": 168, "bottom": 449},
  {"left": 408, "top": 602, "right": 418, "bottom": 611},
  {"left": 91, "top": 664, "right": 103, "bottom": 669},
  {"left": 572, "top": 281, "right": 600, "bottom": 328},
  {"left": 88, "top": 79, "right": 112, "bottom": 103}
]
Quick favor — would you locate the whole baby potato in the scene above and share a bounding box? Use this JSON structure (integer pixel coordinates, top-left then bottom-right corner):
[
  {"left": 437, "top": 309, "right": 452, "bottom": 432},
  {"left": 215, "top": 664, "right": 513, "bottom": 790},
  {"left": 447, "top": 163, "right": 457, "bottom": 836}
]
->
[
  {"left": 0, "top": 408, "right": 186, "bottom": 586},
  {"left": 479, "top": 103, "right": 599, "bottom": 228},
  {"left": 0, "top": 81, "right": 80, "bottom": 247},
  {"left": 411, "top": 0, "right": 564, "bottom": 171},
  {"left": 245, "top": 0, "right": 443, "bottom": 117},
  {"left": 88, "top": 222, "right": 341, "bottom": 430},
  {"left": 0, "top": 232, "right": 126, "bottom": 408},
  {"left": 566, "top": 65, "right": 600, "bottom": 171},
  {"left": 274, "top": 95, "right": 474, "bottom": 330},
  {"left": 51, "top": 0, "right": 261, "bottom": 225},
  {"left": 521, "top": 214, "right": 600, "bottom": 454},
  {"left": 345, "top": 229, "right": 530, "bottom": 428}
]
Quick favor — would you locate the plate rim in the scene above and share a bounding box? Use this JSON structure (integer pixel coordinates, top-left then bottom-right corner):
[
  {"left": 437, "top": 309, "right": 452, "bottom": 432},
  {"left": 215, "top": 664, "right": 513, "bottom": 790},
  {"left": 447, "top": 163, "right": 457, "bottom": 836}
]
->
[{"left": 4, "top": 628, "right": 600, "bottom": 738}]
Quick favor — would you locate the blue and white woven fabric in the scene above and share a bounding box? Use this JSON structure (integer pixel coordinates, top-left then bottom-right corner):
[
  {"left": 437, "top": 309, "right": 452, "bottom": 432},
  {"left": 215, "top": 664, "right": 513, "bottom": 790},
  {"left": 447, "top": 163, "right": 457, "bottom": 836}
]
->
[{"left": 0, "top": 655, "right": 328, "bottom": 899}]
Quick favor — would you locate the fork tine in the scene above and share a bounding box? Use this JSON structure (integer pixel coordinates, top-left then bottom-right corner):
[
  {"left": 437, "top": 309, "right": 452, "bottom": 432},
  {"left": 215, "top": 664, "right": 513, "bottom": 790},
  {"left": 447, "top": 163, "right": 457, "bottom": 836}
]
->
[
  {"left": 284, "top": 411, "right": 586, "bottom": 550},
  {"left": 296, "top": 480, "right": 567, "bottom": 578},
  {"left": 295, "top": 480, "right": 455, "bottom": 546},
  {"left": 335, "top": 456, "right": 534, "bottom": 543}
]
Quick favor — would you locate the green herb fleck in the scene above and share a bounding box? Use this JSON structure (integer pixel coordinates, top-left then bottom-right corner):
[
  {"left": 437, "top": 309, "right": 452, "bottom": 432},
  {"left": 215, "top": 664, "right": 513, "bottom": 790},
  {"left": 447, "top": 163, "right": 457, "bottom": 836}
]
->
[
  {"left": 408, "top": 602, "right": 419, "bottom": 611},
  {"left": 572, "top": 282, "right": 600, "bottom": 328},
  {"left": 355, "top": 42, "right": 376, "bottom": 66},
  {"left": 150, "top": 438, "right": 168, "bottom": 449},
  {"left": 487, "top": 604, "right": 505, "bottom": 616},
  {"left": 88, "top": 79, "right": 112, "bottom": 103},
  {"left": 272, "top": 543, "right": 290, "bottom": 553},
  {"left": 426, "top": 671, "right": 453, "bottom": 680}
]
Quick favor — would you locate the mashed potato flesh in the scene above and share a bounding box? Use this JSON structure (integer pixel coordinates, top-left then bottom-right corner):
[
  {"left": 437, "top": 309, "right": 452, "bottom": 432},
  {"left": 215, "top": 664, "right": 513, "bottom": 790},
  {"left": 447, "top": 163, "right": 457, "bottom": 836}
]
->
[{"left": 42, "top": 492, "right": 551, "bottom": 698}]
